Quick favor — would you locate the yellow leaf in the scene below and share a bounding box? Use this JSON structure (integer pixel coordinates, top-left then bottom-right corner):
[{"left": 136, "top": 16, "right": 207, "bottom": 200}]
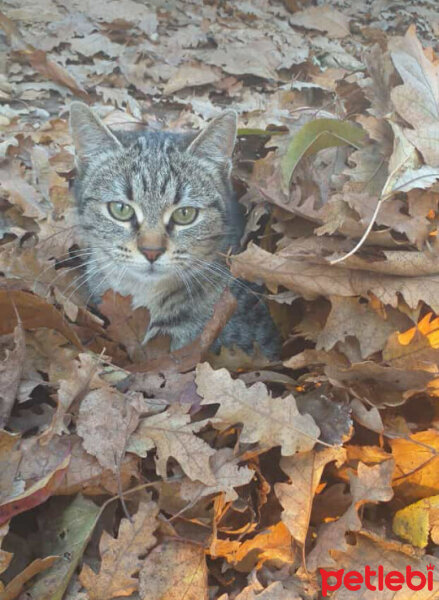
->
[{"left": 393, "top": 494, "right": 439, "bottom": 548}]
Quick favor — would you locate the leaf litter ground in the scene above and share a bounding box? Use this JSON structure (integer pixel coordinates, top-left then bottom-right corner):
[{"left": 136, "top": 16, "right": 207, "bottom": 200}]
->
[{"left": 1, "top": 1, "right": 439, "bottom": 598}]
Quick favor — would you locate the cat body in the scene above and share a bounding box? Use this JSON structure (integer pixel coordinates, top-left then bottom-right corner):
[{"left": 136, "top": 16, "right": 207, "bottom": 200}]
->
[{"left": 70, "top": 103, "right": 280, "bottom": 358}]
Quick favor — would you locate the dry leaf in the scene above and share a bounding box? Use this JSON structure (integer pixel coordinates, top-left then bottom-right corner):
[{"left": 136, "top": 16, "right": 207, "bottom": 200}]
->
[
  {"left": 128, "top": 404, "right": 216, "bottom": 485},
  {"left": 77, "top": 387, "right": 139, "bottom": 472},
  {"left": 307, "top": 460, "right": 394, "bottom": 570},
  {"left": 276, "top": 447, "right": 346, "bottom": 545},
  {"left": 139, "top": 539, "right": 208, "bottom": 600},
  {"left": 0, "top": 323, "right": 25, "bottom": 428},
  {"left": 196, "top": 362, "right": 321, "bottom": 455},
  {"left": 79, "top": 497, "right": 159, "bottom": 600}
]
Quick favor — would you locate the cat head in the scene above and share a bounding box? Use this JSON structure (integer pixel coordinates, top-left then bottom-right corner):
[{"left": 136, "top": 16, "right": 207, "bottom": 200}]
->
[{"left": 69, "top": 102, "right": 238, "bottom": 295}]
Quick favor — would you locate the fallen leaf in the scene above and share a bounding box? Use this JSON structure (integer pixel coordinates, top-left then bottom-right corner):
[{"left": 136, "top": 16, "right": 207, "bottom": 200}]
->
[
  {"left": 0, "top": 322, "right": 25, "bottom": 428},
  {"left": 77, "top": 387, "right": 139, "bottom": 472},
  {"left": 393, "top": 494, "right": 439, "bottom": 548},
  {"left": 196, "top": 362, "right": 321, "bottom": 455},
  {"left": 1, "top": 556, "right": 59, "bottom": 600},
  {"left": 27, "top": 494, "right": 101, "bottom": 600},
  {"left": 139, "top": 539, "right": 208, "bottom": 600},
  {"left": 79, "top": 496, "right": 159, "bottom": 600},
  {"left": 281, "top": 118, "right": 365, "bottom": 186},
  {"left": 307, "top": 460, "right": 394, "bottom": 570},
  {"left": 128, "top": 404, "right": 217, "bottom": 485},
  {"left": 98, "top": 292, "right": 150, "bottom": 363},
  {"left": 0, "top": 290, "right": 82, "bottom": 348},
  {"left": 289, "top": 6, "right": 350, "bottom": 38},
  {"left": 276, "top": 447, "right": 346, "bottom": 545},
  {"left": 180, "top": 447, "right": 254, "bottom": 502},
  {"left": 210, "top": 522, "right": 295, "bottom": 572}
]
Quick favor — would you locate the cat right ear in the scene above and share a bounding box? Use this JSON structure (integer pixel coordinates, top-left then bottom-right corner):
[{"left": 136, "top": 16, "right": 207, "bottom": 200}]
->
[{"left": 69, "top": 102, "right": 122, "bottom": 167}]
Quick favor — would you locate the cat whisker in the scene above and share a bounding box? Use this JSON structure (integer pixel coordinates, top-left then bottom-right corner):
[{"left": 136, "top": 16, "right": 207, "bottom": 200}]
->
[{"left": 61, "top": 260, "right": 114, "bottom": 305}]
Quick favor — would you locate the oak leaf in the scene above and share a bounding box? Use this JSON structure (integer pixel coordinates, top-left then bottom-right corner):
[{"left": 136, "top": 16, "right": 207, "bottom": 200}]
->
[
  {"left": 128, "top": 404, "right": 216, "bottom": 485},
  {"left": 79, "top": 497, "right": 159, "bottom": 600},
  {"left": 196, "top": 362, "right": 320, "bottom": 455},
  {"left": 180, "top": 448, "right": 254, "bottom": 502},
  {"left": 139, "top": 539, "right": 208, "bottom": 600},
  {"left": 275, "top": 447, "right": 346, "bottom": 545},
  {"left": 307, "top": 460, "right": 394, "bottom": 570}
]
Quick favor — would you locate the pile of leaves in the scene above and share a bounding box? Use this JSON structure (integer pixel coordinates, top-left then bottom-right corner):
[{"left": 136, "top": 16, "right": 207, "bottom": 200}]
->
[{"left": 1, "top": 0, "right": 439, "bottom": 598}]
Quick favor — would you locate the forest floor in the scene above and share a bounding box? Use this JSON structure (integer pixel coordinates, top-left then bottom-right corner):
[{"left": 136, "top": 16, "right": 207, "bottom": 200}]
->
[{"left": 1, "top": 0, "right": 439, "bottom": 598}]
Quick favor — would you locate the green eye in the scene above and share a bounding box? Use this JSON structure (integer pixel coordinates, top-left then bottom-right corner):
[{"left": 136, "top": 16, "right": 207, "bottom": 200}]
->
[
  {"left": 171, "top": 206, "right": 198, "bottom": 225},
  {"left": 108, "top": 202, "right": 135, "bottom": 221}
]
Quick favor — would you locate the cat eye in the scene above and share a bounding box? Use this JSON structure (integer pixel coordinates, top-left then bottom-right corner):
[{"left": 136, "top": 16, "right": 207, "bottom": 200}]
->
[
  {"left": 171, "top": 206, "right": 198, "bottom": 225},
  {"left": 108, "top": 201, "right": 135, "bottom": 222}
]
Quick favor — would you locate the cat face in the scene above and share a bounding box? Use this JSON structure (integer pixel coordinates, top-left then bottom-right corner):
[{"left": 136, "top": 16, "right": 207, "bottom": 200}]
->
[{"left": 70, "top": 103, "right": 237, "bottom": 298}]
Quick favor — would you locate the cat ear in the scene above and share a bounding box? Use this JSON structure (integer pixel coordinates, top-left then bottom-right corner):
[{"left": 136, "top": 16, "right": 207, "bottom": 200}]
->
[
  {"left": 187, "top": 111, "right": 237, "bottom": 164},
  {"left": 69, "top": 102, "right": 122, "bottom": 166}
]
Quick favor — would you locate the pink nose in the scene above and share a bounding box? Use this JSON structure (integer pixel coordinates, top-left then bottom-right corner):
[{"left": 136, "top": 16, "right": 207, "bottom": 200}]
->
[{"left": 140, "top": 247, "right": 165, "bottom": 263}]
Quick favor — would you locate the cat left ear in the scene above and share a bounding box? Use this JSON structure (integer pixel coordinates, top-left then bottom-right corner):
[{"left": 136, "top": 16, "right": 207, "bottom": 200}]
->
[
  {"left": 188, "top": 111, "right": 237, "bottom": 165},
  {"left": 69, "top": 102, "right": 122, "bottom": 167}
]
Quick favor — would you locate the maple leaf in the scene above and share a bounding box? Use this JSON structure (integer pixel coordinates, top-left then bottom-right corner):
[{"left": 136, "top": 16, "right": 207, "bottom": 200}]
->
[
  {"left": 79, "top": 497, "right": 159, "bottom": 600},
  {"left": 196, "top": 362, "right": 320, "bottom": 455}
]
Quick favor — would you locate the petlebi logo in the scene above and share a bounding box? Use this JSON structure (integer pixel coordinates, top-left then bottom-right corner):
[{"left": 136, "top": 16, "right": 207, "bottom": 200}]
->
[{"left": 320, "top": 564, "right": 435, "bottom": 596}]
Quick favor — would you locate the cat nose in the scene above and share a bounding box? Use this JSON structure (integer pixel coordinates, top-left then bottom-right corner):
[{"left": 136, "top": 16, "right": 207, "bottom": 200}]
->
[{"left": 140, "top": 246, "right": 165, "bottom": 262}]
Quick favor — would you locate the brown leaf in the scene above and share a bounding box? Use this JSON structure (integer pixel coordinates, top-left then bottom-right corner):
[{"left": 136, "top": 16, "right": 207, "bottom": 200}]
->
[
  {"left": 55, "top": 435, "right": 139, "bottom": 496},
  {"left": 139, "top": 539, "right": 208, "bottom": 600},
  {"left": 0, "top": 10, "right": 87, "bottom": 99},
  {"left": 276, "top": 447, "right": 346, "bottom": 545},
  {"left": 180, "top": 447, "right": 254, "bottom": 502},
  {"left": 307, "top": 460, "right": 394, "bottom": 570},
  {"left": 98, "top": 292, "right": 150, "bottom": 363},
  {"left": 79, "top": 497, "right": 159, "bottom": 600},
  {"left": 129, "top": 287, "right": 237, "bottom": 373},
  {"left": 0, "top": 452, "right": 70, "bottom": 526},
  {"left": 0, "top": 290, "right": 82, "bottom": 348},
  {"left": 231, "top": 244, "right": 439, "bottom": 313},
  {"left": 40, "top": 353, "right": 101, "bottom": 445},
  {"left": 1, "top": 556, "right": 58, "bottom": 600},
  {"left": 383, "top": 312, "right": 439, "bottom": 370},
  {"left": 196, "top": 362, "right": 320, "bottom": 455},
  {"left": 328, "top": 529, "right": 439, "bottom": 599},
  {"left": 317, "top": 296, "right": 410, "bottom": 359},
  {"left": 0, "top": 323, "right": 25, "bottom": 428},
  {"left": 163, "top": 62, "right": 221, "bottom": 95},
  {"left": 289, "top": 6, "right": 350, "bottom": 38},
  {"left": 77, "top": 387, "right": 140, "bottom": 472},
  {"left": 128, "top": 404, "right": 217, "bottom": 485}
]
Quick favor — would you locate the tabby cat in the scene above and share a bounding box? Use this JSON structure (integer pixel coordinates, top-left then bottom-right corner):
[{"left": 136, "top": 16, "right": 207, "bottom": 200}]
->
[{"left": 70, "top": 102, "right": 280, "bottom": 359}]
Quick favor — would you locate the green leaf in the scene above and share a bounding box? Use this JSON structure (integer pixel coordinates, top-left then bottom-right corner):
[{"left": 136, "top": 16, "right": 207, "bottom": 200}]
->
[
  {"left": 27, "top": 495, "right": 101, "bottom": 600},
  {"left": 281, "top": 118, "right": 365, "bottom": 187}
]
